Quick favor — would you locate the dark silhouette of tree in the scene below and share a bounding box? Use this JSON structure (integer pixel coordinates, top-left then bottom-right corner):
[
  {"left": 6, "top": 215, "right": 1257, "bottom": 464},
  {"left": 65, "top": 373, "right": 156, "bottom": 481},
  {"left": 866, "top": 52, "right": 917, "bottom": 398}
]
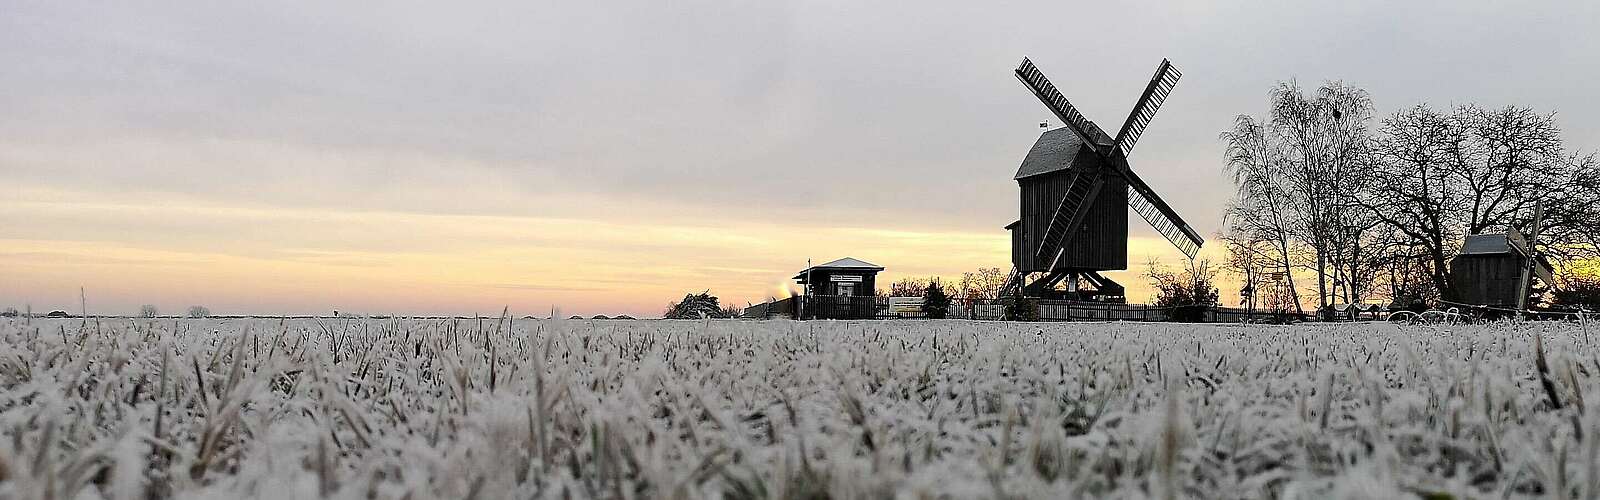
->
[
  {"left": 1145, "top": 259, "right": 1220, "bottom": 308},
  {"left": 1363, "top": 104, "right": 1599, "bottom": 301},
  {"left": 1224, "top": 83, "right": 1600, "bottom": 309},
  {"left": 887, "top": 278, "right": 927, "bottom": 297},
  {"left": 953, "top": 267, "right": 1007, "bottom": 300},
  {"left": 922, "top": 279, "right": 950, "bottom": 319},
  {"left": 1222, "top": 81, "right": 1376, "bottom": 315},
  {"left": 1554, "top": 273, "right": 1600, "bottom": 311}
]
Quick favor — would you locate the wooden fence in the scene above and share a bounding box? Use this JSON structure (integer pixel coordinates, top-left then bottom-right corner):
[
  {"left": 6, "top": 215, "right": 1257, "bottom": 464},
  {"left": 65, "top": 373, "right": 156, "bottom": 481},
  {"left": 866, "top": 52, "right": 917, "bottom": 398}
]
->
[{"left": 744, "top": 296, "right": 1309, "bottom": 323}]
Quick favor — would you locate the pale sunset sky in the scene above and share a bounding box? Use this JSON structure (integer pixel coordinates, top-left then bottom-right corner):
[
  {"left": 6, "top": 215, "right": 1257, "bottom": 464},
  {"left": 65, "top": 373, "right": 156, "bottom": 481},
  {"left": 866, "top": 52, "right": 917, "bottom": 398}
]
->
[{"left": 3, "top": 1, "right": 1597, "bottom": 317}]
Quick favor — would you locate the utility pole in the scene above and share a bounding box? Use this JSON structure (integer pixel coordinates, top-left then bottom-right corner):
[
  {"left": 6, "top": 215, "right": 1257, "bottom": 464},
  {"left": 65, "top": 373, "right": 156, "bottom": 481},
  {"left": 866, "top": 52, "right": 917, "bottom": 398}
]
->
[{"left": 800, "top": 258, "right": 812, "bottom": 320}]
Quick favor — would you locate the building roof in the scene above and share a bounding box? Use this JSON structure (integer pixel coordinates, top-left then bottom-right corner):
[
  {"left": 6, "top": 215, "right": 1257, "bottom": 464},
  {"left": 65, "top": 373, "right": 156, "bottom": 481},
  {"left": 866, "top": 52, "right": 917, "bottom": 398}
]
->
[
  {"left": 1458, "top": 234, "right": 1512, "bottom": 255},
  {"left": 793, "top": 257, "right": 883, "bottom": 280},
  {"left": 1014, "top": 127, "right": 1106, "bottom": 180}
]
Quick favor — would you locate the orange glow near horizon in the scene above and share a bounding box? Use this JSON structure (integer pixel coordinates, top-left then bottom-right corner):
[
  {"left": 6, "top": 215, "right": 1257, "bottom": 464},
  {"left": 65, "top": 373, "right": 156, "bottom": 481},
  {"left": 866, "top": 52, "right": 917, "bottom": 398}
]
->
[{"left": 0, "top": 187, "right": 1237, "bottom": 317}]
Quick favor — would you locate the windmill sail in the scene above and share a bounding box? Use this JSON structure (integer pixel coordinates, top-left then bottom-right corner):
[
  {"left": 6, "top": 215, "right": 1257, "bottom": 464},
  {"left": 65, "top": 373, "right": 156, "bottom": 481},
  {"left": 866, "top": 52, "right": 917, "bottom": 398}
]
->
[
  {"left": 1112, "top": 59, "right": 1182, "bottom": 158},
  {"left": 1121, "top": 167, "right": 1204, "bottom": 259},
  {"left": 1515, "top": 203, "right": 1550, "bottom": 310},
  {"left": 1015, "top": 58, "right": 1112, "bottom": 153}
]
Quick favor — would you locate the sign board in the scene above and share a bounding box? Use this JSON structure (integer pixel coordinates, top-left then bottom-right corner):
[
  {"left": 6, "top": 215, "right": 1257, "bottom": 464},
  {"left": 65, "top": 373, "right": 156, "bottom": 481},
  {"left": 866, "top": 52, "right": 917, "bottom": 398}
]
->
[
  {"left": 829, "top": 275, "right": 863, "bottom": 282},
  {"left": 888, "top": 297, "right": 924, "bottom": 314}
]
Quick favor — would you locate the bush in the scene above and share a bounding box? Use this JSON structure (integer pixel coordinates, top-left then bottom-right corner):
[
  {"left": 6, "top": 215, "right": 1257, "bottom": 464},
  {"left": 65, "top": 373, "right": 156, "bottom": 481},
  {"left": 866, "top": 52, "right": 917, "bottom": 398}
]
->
[
  {"left": 922, "top": 280, "right": 950, "bottom": 319},
  {"left": 664, "top": 291, "right": 733, "bottom": 319},
  {"left": 1553, "top": 275, "right": 1600, "bottom": 311},
  {"left": 1004, "top": 294, "right": 1038, "bottom": 321},
  {"left": 0, "top": 307, "right": 16, "bottom": 318},
  {"left": 187, "top": 305, "right": 211, "bottom": 318},
  {"left": 138, "top": 305, "right": 160, "bottom": 318},
  {"left": 1168, "top": 305, "right": 1211, "bottom": 323},
  {"left": 1146, "top": 259, "right": 1220, "bottom": 309}
]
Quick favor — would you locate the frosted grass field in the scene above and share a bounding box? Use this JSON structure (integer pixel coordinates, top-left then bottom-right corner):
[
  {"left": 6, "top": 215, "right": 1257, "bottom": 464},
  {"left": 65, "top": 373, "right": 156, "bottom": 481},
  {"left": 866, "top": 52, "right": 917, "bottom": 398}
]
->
[{"left": 0, "top": 316, "right": 1597, "bottom": 499}]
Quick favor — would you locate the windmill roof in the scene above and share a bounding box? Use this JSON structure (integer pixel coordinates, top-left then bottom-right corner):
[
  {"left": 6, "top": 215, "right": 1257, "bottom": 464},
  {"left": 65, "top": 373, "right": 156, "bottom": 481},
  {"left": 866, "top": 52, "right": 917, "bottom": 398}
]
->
[
  {"left": 1015, "top": 127, "right": 1099, "bottom": 180},
  {"left": 1456, "top": 233, "right": 1556, "bottom": 285},
  {"left": 793, "top": 257, "right": 883, "bottom": 279},
  {"left": 1458, "top": 234, "right": 1519, "bottom": 256}
]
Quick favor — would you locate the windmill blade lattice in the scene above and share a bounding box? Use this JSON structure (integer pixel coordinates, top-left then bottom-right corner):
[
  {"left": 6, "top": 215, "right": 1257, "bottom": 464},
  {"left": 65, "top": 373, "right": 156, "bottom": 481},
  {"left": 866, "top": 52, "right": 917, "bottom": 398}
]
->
[
  {"left": 1122, "top": 168, "right": 1204, "bottom": 259},
  {"left": 1113, "top": 59, "right": 1182, "bottom": 159},
  {"left": 1015, "top": 58, "right": 1112, "bottom": 151}
]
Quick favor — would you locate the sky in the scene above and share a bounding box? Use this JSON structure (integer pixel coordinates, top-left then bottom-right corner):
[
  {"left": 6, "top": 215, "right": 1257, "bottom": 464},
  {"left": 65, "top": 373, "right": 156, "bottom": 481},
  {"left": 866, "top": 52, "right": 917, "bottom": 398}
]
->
[{"left": 2, "top": 0, "right": 1598, "bottom": 317}]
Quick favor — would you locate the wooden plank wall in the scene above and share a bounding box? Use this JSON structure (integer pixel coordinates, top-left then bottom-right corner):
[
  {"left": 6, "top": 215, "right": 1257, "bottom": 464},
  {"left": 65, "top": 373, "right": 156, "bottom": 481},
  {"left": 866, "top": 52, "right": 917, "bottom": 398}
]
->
[
  {"left": 1017, "top": 167, "right": 1129, "bottom": 272},
  {"left": 1449, "top": 256, "right": 1522, "bottom": 306}
]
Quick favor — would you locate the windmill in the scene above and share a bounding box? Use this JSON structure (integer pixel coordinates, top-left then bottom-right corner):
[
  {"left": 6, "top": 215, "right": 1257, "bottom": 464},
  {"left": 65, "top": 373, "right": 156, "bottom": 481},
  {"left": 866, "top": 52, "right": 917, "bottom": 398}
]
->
[
  {"left": 1000, "top": 57, "right": 1204, "bottom": 300},
  {"left": 1448, "top": 202, "right": 1555, "bottom": 313}
]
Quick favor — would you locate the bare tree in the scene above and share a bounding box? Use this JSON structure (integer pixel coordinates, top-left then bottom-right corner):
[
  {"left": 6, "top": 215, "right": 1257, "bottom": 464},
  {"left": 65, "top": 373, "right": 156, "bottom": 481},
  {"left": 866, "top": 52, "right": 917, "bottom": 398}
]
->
[
  {"left": 1269, "top": 81, "right": 1379, "bottom": 313},
  {"left": 1218, "top": 229, "right": 1282, "bottom": 309},
  {"left": 1217, "top": 82, "right": 1600, "bottom": 312},
  {"left": 1361, "top": 104, "right": 1463, "bottom": 299},
  {"left": 1222, "top": 111, "right": 1305, "bottom": 314},
  {"left": 1455, "top": 106, "right": 1564, "bottom": 234},
  {"left": 138, "top": 305, "right": 160, "bottom": 318},
  {"left": 1373, "top": 238, "right": 1442, "bottom": 309},
  {"left": 1363, "top": 104, "right": 1600, "bottom": 301},
  {"left": 1550, "top": 154, "right": 1600, "bottom": 260},
  {"left": 1144, "top": 258, "right": 1220, "bottom": 308},
  {"left": 955, "top": 267, "right": 1007, "bottom": 300},
  {"left": 887, "top": 278, "right": 927, "bottom": 297},
  {"left": 187, "top": 305, "right": 211, "bottom": 318}
]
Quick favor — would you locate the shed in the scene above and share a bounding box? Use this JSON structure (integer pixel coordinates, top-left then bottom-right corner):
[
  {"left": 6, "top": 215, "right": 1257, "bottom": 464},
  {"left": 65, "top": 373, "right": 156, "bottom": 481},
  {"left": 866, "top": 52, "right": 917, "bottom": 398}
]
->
[
  {"left": 794, "top": 257, "right": 883, "bottom": 297},
  {"left": 793, "top": 257, "right": 883, "bottom": 320}
]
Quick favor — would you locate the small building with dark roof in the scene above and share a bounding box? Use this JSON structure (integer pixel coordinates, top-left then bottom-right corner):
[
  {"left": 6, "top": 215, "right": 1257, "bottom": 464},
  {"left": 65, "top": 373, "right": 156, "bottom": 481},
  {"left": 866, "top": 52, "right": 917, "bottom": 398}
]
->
[
  {"left": 793, "top": 257, "right": 883, "bottom": 319},
  {"left": 793, "top": 257, "right": 883, "bottom": 297},
  {"left": 1449, "top": 232, "right": 1553, "bottom": 308}
]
